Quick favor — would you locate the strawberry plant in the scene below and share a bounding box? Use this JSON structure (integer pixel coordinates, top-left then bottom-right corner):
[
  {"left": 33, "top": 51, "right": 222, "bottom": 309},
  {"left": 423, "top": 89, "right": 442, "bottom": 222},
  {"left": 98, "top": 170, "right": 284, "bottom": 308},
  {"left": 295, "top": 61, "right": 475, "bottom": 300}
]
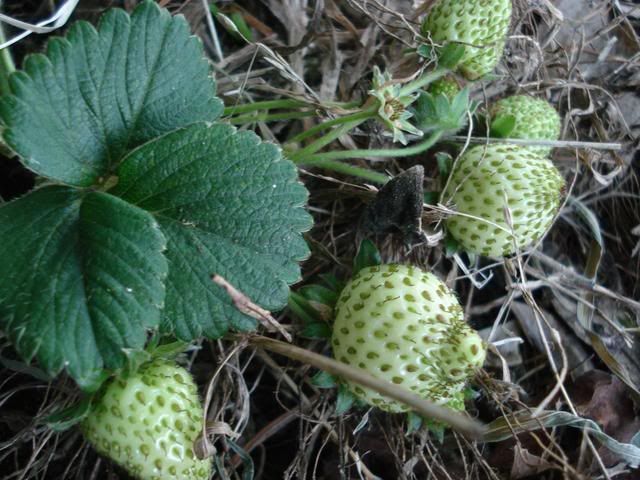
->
[
  {"left": 442, "top": 144, "right": 565, "bottom": 257},
  {"left": 421, "top": 0, "right": 512, "bottom": 80},
  {"left": 490, "top": 94, "right": 562, "bottom": 155},
  {"left": 0, "top": 2, "right": 310, "bottom": 390},
  {"left": 331, "top": 263, "right": 486, "bottom": 413}
]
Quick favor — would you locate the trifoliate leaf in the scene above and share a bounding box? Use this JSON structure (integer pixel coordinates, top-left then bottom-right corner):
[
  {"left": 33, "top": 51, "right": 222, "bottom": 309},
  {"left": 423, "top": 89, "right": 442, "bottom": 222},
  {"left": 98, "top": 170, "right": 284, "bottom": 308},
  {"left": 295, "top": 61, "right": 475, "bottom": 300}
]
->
[
  {"left": 112, "top": 123, "right": 311, "bottom": 340},
  {"left": 0, "top": 187, "right": 168, "bottom": 389},
  {"left": 0, "top": 1, "right": 222, "bottom": 187}
]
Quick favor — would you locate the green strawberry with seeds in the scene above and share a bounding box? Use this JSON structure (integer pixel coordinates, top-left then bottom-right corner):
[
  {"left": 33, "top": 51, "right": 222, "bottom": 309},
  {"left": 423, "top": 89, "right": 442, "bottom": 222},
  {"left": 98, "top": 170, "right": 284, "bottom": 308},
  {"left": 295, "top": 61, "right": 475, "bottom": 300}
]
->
[
  {"left": 490, "top": 94, "right": 561, "bottom": 156},
  {"left": 331, "top": 264, "right": 486, "bottom": 413},
  {"left": 421, "top": 0, "right": 512, "bottom": 80},
  {"left": 82, "top": 359, "right": 211, "bottom": 480},
  {"left": 442, "top": 144, "right": 565, "bottom": 257}
]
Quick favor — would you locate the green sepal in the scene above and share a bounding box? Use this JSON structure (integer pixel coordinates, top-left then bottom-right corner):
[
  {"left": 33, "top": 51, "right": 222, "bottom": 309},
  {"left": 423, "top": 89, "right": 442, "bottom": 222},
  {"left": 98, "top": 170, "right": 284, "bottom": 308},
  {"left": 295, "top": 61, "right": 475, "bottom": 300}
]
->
[
  {"left": 298, "top": 284, "right": 339, "bottom": 308},
  {"left": 45, "top": 397, "right": 93, "bottom": 432},
  {"left": 413, "top": 87, "right": 471, "bottom": 134},
  {"left": 301, "top": 322, "right": 332, "bottom": 339},
  {"left": 437, "top": 44, "right": 466, "bottom": 69},
  {"left": 335, "top": 384, "right": 356, "bottom": 415},
  {"left": 489, "top": 114, "right": 516, "bottom": 138},
  {"left": 444, "top": 233, "right": 461, "bottom": 258},
  {"left": 424, "top": 191, "right": 440, "bottom": 205},
  {"left": 436, "top": 152, "right": 453, "bottom": 179},
  {"left": 353, "top": 239, "right": 382, "bottom": 274},
  {"left": 311, "top": 370, "right": 338, "bottom": 389},
  {"left": 406, "top": 411, "right": 423, "bottom": 435}
]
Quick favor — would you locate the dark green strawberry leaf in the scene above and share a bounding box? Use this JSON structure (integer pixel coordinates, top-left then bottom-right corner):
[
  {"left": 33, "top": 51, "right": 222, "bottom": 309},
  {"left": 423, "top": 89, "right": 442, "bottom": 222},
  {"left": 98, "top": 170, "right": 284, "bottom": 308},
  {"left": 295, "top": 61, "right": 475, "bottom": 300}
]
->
[
  {"left": 0, "top": 186, "right": 168, "bottom": 389},
  {"left": 489, "top": 114, "right": 516, "bottom": 138},
  {"left": 353, "top": 239, "right": 382, "bottom": 274},
  {"left": 0, "top": 1, "right": 222, "bottom": 187},
  {"left": 112, "top": 122, "right": 311, "bottom": 340}
]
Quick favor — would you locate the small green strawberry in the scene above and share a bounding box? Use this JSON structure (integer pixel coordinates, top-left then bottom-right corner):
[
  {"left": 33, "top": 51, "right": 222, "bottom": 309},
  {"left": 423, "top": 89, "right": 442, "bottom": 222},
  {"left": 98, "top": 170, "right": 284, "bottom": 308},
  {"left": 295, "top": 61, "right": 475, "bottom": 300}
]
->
[
  {"left": 428, "top": 76, "right": 461, "bottom": 101},
  {"left": 490, "top": 94, "right": 561, "bottom": 156},
  {"left": 82, "top": 359, "right": 211, "bottom": 480},
  {"left": 331, "top": 264, "right": 486, "bottom": 413},
  {"left": 442, "top": 144, "right": 565, "bottom": 257},
  {"left": 421, "top": 0, "right": 512, "bottom": 80}
]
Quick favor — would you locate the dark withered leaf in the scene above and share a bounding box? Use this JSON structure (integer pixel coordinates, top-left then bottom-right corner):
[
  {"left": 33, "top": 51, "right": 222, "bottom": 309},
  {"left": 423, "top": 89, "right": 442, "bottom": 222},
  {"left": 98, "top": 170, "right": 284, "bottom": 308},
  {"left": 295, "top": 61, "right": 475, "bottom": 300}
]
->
[{"left": 360, "top": 165, "right": 426, "bottom": 246}]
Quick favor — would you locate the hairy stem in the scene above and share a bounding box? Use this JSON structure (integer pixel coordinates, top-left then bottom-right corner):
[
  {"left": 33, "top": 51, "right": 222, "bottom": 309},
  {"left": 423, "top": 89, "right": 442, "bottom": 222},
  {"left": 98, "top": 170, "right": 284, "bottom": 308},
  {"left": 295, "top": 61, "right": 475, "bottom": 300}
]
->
[
  {"left": 299, "top": 130, "right": 444, "bottom": 165},
  {"left": 228, "top": 110, "right": 316, "bottom": 125}
]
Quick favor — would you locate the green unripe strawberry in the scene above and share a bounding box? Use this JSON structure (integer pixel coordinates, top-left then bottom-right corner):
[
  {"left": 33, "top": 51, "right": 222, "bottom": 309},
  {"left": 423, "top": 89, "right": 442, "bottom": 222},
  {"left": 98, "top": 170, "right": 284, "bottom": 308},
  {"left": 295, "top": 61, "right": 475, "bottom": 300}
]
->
[
  {"left": 442, "top": 144, "right": 565, "bottom": 257},
  {"left": 82, "top": 359, "right": 211, "bottom": 480},
  {"left": 331, "top": 264, "right": 486, "bottom": 413},
  {"left": 428, "top": 77, "right": 461, "bottom": 100},
  {"left": 491, "top": 95, "right": 561, "bottom": 156},
  {"left": 421, "top": 0, "right": 512, "bottom": 80}
]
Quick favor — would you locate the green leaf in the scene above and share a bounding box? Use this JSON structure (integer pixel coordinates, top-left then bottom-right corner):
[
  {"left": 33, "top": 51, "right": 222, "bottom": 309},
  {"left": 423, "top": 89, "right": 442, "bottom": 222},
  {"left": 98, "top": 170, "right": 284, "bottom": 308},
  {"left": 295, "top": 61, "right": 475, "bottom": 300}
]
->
[
  {"left": 0, "top": 186, "right": 168, "bottom": 389},
  {"left": 489, "top": 114, "right": 516, "bottom": 138},
  {"left": 0, "top": 1, "right": 222, "bottom": 187},
  {"left": 353, "top": 239, "right": 382, "bottom": 274},
  {"left": 112, "top": 122, "right": 311, "bottom": 340}
]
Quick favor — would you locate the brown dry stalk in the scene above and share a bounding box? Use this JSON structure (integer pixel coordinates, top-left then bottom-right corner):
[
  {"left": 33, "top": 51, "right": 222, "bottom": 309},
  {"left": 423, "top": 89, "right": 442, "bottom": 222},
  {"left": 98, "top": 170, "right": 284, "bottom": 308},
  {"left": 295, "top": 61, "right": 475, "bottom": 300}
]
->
[{"left": 245, "top": 334, "right": 486, "bottom": 439}]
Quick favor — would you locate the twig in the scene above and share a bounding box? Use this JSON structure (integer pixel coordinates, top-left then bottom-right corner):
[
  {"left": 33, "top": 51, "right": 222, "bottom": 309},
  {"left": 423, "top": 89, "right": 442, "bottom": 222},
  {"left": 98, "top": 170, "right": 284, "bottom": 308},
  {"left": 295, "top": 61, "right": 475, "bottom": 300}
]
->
[
  {"left": 212, "top": 275, "right": 292, "bottom": 342},
  {"left": 244, "top": 335, "right": 486, "bottom": 439}
]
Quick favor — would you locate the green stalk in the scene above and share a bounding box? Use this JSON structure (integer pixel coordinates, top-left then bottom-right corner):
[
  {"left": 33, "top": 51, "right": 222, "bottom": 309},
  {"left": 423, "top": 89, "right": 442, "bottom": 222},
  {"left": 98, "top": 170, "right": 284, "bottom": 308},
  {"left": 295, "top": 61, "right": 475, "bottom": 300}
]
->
[
  {"left": 228, "top": 110, "right": 316, "bottom": 125},
  {"left": 286, "top": 109, "right": 376, "bottom": 146},
  {"left": 298, "top": 130, "right": 443, "bottom": 165},
  {"left": 223, "top": 99, "right": 307, "bottom": 116},
  {"left": 288, "top": 113, "right": 374, "bottom": 163},
  {"left": 300, "top": 159, "right": 390, "bottom": 184},
  {"left": 0, "top": 16, "right": 15, "bottom": 96}
]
